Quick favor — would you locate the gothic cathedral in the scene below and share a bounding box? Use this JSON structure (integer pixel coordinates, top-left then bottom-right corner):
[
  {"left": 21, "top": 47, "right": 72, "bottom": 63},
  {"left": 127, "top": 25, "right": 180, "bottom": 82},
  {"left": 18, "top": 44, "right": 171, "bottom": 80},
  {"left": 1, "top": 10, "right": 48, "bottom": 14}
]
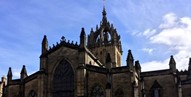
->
[{"left": 1, "top": 7, "right": 191, "bottom": 97}]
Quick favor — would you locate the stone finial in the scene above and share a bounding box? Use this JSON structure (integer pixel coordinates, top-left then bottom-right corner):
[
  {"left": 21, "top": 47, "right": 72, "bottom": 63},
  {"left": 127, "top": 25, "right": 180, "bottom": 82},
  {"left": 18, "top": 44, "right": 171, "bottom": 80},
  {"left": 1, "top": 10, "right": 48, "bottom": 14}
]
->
[
  {"left": 80, "top": 28, "right": 86, "bottom": 48},
  {"left": 7, "top": 67, "right": 12, "bottom": 77},
  {"left": 102, "top": 6, "right": 107, "bottom": 16},
  {"left": 169, "top": 55, "right": 176, "bottom": 65},
  {"left": 21, "top": 65, "right": 27, "bottom": 80},
  {"left": 127, "top": 50, "right": 134, "bottom": 61},
  {"left": 187, "top": 58, "right": 191, "bottom": 79},
  {"left": 42, "top": 35, "right": 47, "bottom": 43},
  {"left": 7, "top": 67, "right": 12, "bottom": 83},
  {"left": 80, "top": 28, "right": 86, "bottom": 37},
  {"left": 135, "top": 60, "right": 141, "bottom": 70},
  {"left": 169, "top": 55, "right": 176, "bottom": 73},
  {"left": 91, "top": 28, "right": 94, "bottom": 32},
  {"left": 42, "top": 35, "right": 48, "bottom": 54},
  {"left": 61, "top": 36, "right": 65, "bottom": 42},
  {"left": 126, "top": 50, "right": 134, "bottom": 70},
  {"left": 188, "top": 58, "right": 191, "bottom": 70}
]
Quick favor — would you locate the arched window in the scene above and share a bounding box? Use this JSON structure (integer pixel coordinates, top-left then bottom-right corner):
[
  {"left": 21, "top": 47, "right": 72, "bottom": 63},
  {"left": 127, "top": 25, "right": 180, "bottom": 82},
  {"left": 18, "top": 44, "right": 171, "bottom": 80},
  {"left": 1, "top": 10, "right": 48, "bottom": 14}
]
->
[
  {"left": 53, "top": 60, "right": 74, "bottom": 97},
  {"left": 150, "top": 80, "right": 162, "bottom": 97},
  {"left": 28, "top": 90, "right": 37, "bottom": 97},
  {"left": 91, "top": 84, "right": 105, "bottom": 97},
  {"left": 115, "top": 88, "right": 124, "bottom": 97}
]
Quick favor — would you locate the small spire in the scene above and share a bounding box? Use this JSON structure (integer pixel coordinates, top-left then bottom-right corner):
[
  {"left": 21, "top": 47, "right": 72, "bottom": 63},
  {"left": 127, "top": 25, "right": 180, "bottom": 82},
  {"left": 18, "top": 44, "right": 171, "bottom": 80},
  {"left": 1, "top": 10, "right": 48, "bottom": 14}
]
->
[
  {"left": 187, "top": 58, "right": 191, "bottom": 79},
  {"left": 21, "top": 65, "right": 27, "bottom": 79},
  {"left": 42, "top": 35, "right": 47, "bottom": 43},
  {"left": 106, "top": 53, "right": 111, "bottom": 63},
  {"left": 127, "top": 50, "right": 134, "bottom": 61},
  {"left": 21, "top": 65, "right": 27, "bottom": 75},
  {"left": 188, "top": 58, "right": 191, "bottom": 70},
  {"left": 102, "top": 6, "right": 107, "bottom": 25},
  {"left": 169, "top": 55, "right": 176, "bottom": 65},
  {"left": 126, "top": 50, "right": 134, "bottom": 70},
  {"left": 91, "top": 28, "right": 94, "bottom": 32},
  {"left": 80, "top": 28, "right": 86, "bottom": 37},
  {"left": 42, "top": 35, "right": 48, "bottom": 54},
  {"left": 80, "top": 28, "right": 86, "bottom": 48},
  {"left": 135, "top": 60, "right": 141, "bottom": 70},
  {"left": 102, "top": 6, "right": 107, "bottom": 16},
  {"left": 7, "top": 67, "right": 12, "bottom": 77},
  {"left": 7, "top": 67, "right": 12, "bottom": 83},
  {"left": 169, "top": 55, "right": 176, "bottom": 73}
]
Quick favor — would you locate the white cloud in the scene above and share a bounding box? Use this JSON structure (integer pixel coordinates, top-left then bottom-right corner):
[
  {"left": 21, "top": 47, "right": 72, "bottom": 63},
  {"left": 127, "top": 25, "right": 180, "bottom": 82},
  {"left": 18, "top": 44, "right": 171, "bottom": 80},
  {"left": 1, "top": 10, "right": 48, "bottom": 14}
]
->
[
  {"left": 143, "top": 29, "right": 156, "bottom": 38},
  {"left": 141, "top": 48, "right": 153, "bottom": 55},
  {"left": 142, "top": 13, "right": 191, "bottom": 71},
  {"left": 159, "top": 13, "right": 178, "bottom": 29},
  {"left": 142, "top": 59, "right": 169, "bottom": 71}
]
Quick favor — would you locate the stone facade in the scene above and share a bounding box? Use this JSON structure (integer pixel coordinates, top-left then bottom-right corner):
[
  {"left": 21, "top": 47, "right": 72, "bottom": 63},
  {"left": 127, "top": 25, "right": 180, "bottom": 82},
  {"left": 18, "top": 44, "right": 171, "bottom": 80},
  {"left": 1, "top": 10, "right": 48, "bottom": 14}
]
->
[
  {"left": 1, "top": 7, "right": 191, "bottom": 97},
  {"left": 0, "top": 76, "right": 6, "bottom": 97}
]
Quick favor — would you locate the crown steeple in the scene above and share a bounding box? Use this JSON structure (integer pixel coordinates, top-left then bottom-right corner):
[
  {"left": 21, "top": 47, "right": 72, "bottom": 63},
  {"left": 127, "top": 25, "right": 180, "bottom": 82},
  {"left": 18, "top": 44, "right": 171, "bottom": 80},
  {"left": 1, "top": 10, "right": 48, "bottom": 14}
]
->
[{"left": 87, "top": 4, "right": 122, "bottom": 67}]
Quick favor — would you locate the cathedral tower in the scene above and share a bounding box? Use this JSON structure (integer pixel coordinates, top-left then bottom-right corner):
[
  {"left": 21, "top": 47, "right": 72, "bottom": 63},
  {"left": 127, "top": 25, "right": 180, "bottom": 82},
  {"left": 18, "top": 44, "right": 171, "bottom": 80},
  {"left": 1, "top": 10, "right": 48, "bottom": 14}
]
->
[{"left": 87, "top": 7, "right": 122, "bottom": 67}]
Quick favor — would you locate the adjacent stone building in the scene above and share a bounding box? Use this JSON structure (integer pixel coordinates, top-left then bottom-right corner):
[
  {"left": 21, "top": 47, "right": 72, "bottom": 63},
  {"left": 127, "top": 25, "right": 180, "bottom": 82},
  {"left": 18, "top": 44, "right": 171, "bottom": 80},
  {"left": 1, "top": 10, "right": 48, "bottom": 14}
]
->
[
  {"left": 0, "top": 76, "right": 6, "bottom": 97},
  {"left": 0, "top": 7, "right": 191, "bottom": 97}
]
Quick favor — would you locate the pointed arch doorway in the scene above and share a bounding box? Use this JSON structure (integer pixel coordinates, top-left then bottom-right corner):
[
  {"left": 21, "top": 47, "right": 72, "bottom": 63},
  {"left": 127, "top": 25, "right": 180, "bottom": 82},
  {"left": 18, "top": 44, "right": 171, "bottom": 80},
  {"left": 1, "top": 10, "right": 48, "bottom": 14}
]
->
[{"left": 52, "top": 60, "right": 74, "bottom": 97}]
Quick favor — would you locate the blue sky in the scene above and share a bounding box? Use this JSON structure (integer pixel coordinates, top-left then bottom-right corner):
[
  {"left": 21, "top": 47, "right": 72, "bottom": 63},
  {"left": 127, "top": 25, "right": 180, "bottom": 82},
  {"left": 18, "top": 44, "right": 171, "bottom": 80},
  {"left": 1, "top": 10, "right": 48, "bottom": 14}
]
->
[{"left": 1, "top": 0, "right": 191, "bottom": 78}]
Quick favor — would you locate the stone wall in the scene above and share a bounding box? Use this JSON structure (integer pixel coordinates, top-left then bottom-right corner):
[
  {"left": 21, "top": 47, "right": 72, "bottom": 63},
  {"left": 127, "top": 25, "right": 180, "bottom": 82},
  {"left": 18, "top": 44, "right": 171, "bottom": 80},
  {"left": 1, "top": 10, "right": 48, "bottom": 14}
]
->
[
  {"left": 87, "top": 71, "right": 107, "bottom": 97},
  {"left": 25, "top": 78, "right": 38, "bottom": 97},
  {"left": 143, "top": 73, "right": 178, "bottom": 97},
  {"left": 112, "top": 72, "right": 133, "bottom": 97},
  {"left": 182, "top": 84, "right": 191, "bottom": 97}
]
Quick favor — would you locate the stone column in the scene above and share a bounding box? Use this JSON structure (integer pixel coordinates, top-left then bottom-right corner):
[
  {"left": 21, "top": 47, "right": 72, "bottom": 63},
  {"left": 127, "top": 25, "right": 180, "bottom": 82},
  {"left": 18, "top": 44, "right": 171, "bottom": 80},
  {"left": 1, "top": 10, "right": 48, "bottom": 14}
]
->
[
  {"left": 106, "top": 89, "right": 111, "bottom": 97},
  {"left": 178, "top": 83, "right": 182, "bottom": 97},
  {"left": 77, "top": 65, "right": 86, "bottom": 97}
]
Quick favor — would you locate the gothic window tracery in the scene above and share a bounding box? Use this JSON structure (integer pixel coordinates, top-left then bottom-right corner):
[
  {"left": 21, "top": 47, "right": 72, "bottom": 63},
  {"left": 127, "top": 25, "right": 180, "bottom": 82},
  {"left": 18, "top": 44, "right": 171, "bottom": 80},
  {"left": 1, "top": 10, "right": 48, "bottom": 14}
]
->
[
  {"left": 150, "top": 80, "right": 162, "bottom": 97},
  {"left": 53, "top": 60, "right": 74, "bottom": 97},
  {"left": 91, "top": 84, "right": 105, "bottom": 97},
  {"left": 28, "top": 90, "right": 37, "bottom": 97}
]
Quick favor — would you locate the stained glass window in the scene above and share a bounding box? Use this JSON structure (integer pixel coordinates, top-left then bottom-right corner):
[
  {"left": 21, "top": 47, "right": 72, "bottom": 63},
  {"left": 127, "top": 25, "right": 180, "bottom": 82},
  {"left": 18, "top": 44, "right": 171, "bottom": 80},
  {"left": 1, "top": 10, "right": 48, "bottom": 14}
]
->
[{"left": 53, "top": 60, "right": 74, "bottom": 97}]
